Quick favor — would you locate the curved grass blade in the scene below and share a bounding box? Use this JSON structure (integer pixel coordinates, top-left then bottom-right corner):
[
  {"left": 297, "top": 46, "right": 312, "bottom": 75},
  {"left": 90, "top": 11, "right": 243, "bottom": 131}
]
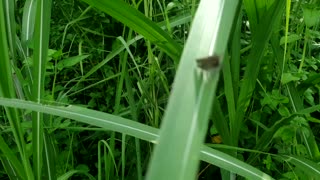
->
[
  {"left": 280, "top": 155, "right": 320, "bottom": 178},
  {"left": 0, "top": 97, "right": 274, "bottom": 179},
  {"left": 81, "top": 0, "right": 182, "bottom": 62},
  {"left": 57, "top": 169, "right": 95, "bottom": 180},
  {"left": 200, "top": 146, "right": 274, "bottom": 180}
]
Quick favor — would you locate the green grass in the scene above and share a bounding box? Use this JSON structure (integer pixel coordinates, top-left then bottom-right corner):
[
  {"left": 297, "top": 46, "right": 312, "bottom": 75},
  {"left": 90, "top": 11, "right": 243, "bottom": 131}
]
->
[{"left": 0, "top": 0, "right": 320, "bottom": 179}]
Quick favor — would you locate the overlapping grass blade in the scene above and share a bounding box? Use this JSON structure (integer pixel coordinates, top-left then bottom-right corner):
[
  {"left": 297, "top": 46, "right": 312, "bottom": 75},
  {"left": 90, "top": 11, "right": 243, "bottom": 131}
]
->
[
  {"left": 0, "top": 157, "right": 20, "bottom": 179},
  {"left": 218, "top": 7, "right": 243, "bottom": 148},
  {"left": 286, "top": 83, "right": 320, "bottom": 159},
  {"left": 65, "top": 14, "right": 191, "bottom": 97},
  {"left": 0, "top": 1, "right": 33, "bottom": 179},
  {"left": 233, "top": 0, "right": 286, "bottom": 146},
  {"left": 81, "top": 0, "right": 182, "bottom": 62},
  {"left": 0, "top": 136, "right": 26, "bottom": 179}
]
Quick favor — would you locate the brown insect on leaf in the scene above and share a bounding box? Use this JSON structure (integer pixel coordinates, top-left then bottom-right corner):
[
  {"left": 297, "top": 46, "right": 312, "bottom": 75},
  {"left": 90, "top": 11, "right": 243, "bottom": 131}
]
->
[{"left": 196, "top": 55, "right": 220, "bottom": 71}]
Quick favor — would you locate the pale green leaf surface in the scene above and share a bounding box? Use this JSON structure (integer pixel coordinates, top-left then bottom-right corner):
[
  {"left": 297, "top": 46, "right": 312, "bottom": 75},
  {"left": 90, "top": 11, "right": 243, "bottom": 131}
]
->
[{"left": 146, "top": 0, "right": 239, "bottom": 178}]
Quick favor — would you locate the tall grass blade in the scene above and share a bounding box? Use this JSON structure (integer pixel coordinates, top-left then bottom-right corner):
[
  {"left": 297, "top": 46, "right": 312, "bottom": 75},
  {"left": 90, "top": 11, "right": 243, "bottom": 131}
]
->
[
  {"left": 219, "top": 8, "right": 243, "bottom": 147},
  {"left": 146, "top": 0, "right": 239, "bottom": 179},
  {"left": 125, "top": 66, "right": 143, "bottom": 180},
  {"left": 22, "top": 0, "right": 36, "bottom": 57},
  {"left": 32, "top": 0, "right": 52, "bottom": 179},
  {"left": 3, "top": 0, "right": 16, "bottom": 62},
  {"left": 42, "top": 131, "right": 57, "bottom": 180}
]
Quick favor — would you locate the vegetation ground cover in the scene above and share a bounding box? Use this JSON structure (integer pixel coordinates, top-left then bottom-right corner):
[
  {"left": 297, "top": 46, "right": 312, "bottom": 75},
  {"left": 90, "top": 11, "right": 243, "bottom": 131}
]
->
[{"left": 0, "top": 0, "right": 320, "bottom": 179}]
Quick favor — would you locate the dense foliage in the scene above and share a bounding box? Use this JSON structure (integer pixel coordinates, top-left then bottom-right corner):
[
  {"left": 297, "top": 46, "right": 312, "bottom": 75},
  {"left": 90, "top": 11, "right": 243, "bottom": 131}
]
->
[{"left": 0, "top": 0, "right": 320, "bottom": 179}]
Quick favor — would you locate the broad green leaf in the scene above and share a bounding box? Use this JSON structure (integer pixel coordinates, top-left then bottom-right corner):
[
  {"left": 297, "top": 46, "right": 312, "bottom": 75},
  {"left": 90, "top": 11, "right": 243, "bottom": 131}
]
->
[
  {"left": 302, "top": 5, "right": 320, "bottom": 28},
  {"left": 280, "top": 34, "right": 301, "bottom": 45},
  {"left": 281, "top": 73, "right": 300, "bottom": 84}
]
